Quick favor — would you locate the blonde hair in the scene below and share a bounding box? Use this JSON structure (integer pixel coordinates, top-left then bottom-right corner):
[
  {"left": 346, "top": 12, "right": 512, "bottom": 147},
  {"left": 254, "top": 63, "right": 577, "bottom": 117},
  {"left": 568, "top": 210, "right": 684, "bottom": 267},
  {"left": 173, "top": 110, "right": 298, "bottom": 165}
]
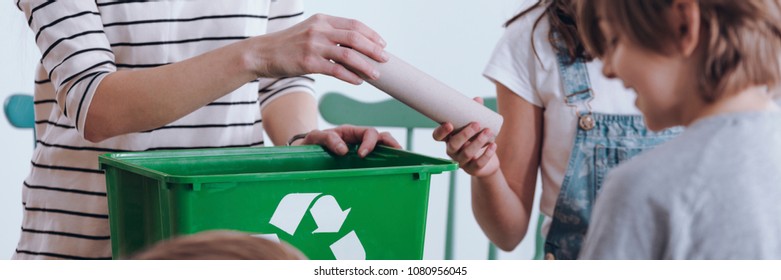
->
[
  {"left": 132, "top": 230, "right": 306, "bottom": 260},
  {"left": 577, "top": 0, "right": 781, "bottom": 101}
]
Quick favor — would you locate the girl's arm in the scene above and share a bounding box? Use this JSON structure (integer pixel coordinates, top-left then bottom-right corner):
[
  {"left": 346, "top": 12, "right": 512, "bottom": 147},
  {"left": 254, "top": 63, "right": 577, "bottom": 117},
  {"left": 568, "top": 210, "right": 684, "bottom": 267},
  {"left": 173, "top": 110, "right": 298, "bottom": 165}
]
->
[
  {"left": 472, "top": 84, "right": 543, "bottom": 251},
  {"left": 432, "top": 83, "right": 543, "bottom": 251}
]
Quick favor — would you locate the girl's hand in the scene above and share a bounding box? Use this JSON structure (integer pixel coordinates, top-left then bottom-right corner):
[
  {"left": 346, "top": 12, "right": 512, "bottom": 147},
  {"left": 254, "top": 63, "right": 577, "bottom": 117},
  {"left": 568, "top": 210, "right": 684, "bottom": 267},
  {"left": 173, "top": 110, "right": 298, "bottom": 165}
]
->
[
  {"left": 294, "top": 125, "right": 401, "bottom": 158},
  {"left": 248, "top": 14, "right": 388, "bottom": 85},
  {"left": 433, "top": 121, "right": 499, "bottom": 178}
]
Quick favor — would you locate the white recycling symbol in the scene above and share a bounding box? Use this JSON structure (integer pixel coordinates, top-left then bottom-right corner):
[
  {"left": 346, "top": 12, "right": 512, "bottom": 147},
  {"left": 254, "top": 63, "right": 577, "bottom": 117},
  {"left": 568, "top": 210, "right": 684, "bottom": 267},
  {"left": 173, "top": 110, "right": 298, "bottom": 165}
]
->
[{"left": 268, "top": 193, "right": 365, "bottom": 260}]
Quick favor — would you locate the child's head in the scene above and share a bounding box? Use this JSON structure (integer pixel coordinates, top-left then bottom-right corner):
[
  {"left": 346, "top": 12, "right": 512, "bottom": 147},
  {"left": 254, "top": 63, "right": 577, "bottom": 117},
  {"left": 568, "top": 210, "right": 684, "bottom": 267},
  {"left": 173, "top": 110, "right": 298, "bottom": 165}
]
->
[
  {"left": 577, "top": 0, "right": 781, "bottom": 130},
  {"left": 132, "top": 230, "right": 307, "bottom": 260}
]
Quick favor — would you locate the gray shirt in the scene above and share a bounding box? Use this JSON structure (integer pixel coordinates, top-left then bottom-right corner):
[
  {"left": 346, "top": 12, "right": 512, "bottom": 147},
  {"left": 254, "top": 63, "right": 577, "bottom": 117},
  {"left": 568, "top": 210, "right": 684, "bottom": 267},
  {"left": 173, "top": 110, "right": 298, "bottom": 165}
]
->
[{"left": 580, "top": 111, "right": 781, "bottom": 259}]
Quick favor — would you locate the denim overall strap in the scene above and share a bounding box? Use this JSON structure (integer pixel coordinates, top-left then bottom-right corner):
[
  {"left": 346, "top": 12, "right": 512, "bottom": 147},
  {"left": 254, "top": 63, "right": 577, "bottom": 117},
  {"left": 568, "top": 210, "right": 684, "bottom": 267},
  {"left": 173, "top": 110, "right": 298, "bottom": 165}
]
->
[
  {"left": 543, "top": 35, "right": 681, "bottom": 260},
  {"left": 555, "top": 49, "right": 593, "bottom": 106},
  {"left": 553, "top": 34, "right": 596, "bottom": 131}
]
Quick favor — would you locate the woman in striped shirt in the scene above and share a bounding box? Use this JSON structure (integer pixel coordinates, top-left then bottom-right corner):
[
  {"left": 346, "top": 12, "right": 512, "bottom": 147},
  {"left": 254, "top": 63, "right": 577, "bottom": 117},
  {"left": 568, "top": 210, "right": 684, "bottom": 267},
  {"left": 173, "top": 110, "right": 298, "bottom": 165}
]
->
[{"left": 14, "top": 0, "right": 398, "bottom": 260}]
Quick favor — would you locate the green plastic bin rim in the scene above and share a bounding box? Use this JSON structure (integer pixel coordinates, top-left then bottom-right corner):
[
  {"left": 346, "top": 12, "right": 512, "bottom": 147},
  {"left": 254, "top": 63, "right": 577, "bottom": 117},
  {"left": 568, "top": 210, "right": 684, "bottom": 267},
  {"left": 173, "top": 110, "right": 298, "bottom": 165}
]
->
[{"left": 98, "top": 145, "right": 457, "bottom": 185}]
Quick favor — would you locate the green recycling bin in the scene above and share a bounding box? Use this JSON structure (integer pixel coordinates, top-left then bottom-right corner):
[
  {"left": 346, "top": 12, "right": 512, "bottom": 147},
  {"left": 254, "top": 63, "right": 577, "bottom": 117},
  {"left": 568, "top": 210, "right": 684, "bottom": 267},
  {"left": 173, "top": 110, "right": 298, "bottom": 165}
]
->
[{"left": 98, "top": 145, "right": 456, "bottom": 260}]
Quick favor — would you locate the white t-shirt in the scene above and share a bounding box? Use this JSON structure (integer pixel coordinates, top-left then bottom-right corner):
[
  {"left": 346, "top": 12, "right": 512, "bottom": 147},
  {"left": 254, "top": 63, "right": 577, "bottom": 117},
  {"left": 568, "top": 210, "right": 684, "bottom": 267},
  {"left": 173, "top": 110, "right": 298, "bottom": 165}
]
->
[
  {"left": 16, "top": 0, "right": 313, "bottom": 259},
  {"left": 482, "top": 6, "right": 640, "bottom": 230}
]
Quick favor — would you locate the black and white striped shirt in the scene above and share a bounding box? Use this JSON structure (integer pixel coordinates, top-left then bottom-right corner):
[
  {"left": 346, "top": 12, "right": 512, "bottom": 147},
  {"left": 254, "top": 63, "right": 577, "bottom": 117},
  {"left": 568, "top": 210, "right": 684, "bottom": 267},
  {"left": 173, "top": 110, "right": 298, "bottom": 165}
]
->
[{"left": 15, "top": 0, "right": 314, "bottom": 260}]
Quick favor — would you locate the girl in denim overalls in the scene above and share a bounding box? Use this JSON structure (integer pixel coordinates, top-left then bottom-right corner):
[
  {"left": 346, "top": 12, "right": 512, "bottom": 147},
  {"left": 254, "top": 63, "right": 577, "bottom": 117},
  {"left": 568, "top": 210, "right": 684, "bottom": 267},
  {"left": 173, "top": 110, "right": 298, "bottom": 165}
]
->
[{"left": 433, "top": 0, "right": 680, "bottom": 259}]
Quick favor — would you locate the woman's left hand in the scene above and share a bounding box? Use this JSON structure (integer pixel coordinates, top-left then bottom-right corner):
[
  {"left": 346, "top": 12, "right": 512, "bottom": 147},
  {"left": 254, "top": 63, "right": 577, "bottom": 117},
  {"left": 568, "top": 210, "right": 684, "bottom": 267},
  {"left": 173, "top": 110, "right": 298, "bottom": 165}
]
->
[{"left": 293, "top": 125, "right": 401, "bottom": 157}]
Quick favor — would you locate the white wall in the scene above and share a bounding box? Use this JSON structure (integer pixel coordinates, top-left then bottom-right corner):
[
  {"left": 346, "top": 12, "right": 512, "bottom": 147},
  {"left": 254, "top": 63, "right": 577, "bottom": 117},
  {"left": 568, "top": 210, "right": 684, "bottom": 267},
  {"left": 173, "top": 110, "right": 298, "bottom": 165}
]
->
[
  {"left": 0, "top": 0, "right": 540, "bottom": 260},
  {"left": 0, "top": 1, "right": 39, "bottom": 260}
]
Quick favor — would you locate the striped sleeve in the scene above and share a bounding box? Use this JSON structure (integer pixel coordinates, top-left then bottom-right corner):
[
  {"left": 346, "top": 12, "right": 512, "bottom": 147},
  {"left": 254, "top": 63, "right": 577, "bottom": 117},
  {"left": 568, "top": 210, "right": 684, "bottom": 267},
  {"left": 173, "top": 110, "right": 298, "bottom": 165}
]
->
[
  {"left": 258, "top": 76, "right": 316, "bottom": 109},
  {"left": 20, "top": 0, "right": 116, "bottom": 138},
  {"left": 267, "top": 0, "right": 305, "bottom": 33},
  {"left": 257, "top": 0, "right": 314, "bottom": 109}
]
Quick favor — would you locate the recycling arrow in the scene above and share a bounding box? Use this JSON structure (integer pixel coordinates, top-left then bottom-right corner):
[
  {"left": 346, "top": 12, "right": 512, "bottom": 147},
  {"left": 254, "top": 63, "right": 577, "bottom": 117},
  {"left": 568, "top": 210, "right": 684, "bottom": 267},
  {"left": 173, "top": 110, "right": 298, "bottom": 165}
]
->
[
  {"left": 310, "top": 195, "right": 351, "bottom": 234},
  {"left": 269, "top": 193, "right": 320, "bottom": 235},
  {"left": 330, "top": 231, "right": 365, "bottom": 260},
  {"left": 268, "top": 193, "right": 365, "bottom": 260}
]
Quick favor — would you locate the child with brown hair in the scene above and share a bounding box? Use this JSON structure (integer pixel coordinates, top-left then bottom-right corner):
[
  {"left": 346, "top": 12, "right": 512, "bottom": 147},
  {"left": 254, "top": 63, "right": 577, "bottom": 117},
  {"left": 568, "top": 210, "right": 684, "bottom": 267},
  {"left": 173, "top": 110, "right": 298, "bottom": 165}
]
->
[
  {"left": 132, "top": 231, "right": 306, "bottom": 260},
  {"left": 576, "top": 0, "right": 781, "bottom": 259}
]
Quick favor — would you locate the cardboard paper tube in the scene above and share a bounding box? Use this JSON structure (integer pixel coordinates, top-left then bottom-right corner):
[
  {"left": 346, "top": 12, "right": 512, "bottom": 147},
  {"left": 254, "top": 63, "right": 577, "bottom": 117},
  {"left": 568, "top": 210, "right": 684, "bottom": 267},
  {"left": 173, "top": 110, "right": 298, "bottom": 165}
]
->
[{"left": 357, "top": 52, "right": 504, "bottom": 135}]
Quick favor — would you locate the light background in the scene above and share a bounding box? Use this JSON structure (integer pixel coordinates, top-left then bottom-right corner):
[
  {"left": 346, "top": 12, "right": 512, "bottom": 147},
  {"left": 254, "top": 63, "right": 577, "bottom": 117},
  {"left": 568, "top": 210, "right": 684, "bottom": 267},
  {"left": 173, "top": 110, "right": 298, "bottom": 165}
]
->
[{"left": 0, "top": 0, "right": 542, "bottom": 259}]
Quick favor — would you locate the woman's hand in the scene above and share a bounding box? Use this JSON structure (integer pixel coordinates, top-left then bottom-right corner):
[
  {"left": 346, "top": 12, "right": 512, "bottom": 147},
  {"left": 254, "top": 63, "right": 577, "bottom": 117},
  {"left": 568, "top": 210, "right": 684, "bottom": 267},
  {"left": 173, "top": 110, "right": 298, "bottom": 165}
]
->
[
  {"left": 432, "top": 98, "right": 499, "bottom": 177},
  {"left": 293, "top": 125, "right": 401, "bottom": 158},
  {"left": 247, "top": 14, "right": 388, "bottom": 85}
]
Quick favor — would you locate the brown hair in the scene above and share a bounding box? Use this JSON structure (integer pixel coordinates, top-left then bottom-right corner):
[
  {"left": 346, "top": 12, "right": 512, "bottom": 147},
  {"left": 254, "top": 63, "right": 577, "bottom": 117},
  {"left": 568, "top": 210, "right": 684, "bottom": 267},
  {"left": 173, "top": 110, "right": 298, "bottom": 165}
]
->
[
  {"left": 578, "top": 0, "right": 781, "bottom": 101},
  {"left": 132, "top": 230, "right": 307, "bottom": 260},
  {"left": 506, "top": 0, "right": 590, "bottom": 64}
]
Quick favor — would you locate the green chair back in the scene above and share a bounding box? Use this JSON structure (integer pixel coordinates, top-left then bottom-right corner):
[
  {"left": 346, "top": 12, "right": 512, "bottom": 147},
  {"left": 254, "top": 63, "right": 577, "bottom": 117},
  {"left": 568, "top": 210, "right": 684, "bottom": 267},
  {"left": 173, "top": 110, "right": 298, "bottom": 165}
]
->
[
  {"left": 533, "top": 214, "right": 545, "bottom": 260},
  {"left": 4, "top": 93, "right": 36, "bottom": 146}
]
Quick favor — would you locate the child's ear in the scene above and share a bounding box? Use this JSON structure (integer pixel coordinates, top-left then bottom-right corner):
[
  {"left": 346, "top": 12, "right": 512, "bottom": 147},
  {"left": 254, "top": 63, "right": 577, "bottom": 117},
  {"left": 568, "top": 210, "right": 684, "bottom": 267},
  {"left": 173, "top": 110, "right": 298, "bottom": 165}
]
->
[{"left": 668, "top": 0, "right": 701, "bottom": 57}]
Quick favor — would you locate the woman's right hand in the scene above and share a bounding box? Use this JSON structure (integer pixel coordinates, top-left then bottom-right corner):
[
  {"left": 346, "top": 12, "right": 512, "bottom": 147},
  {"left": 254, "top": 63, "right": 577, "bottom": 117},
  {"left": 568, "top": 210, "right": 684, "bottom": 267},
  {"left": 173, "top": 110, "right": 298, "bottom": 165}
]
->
[
  {"left": 433, "top": 121, "right": 500, "bottom": 178},
  {"left": 246, "top": 13, "right": 388, "bottom": 85}
]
